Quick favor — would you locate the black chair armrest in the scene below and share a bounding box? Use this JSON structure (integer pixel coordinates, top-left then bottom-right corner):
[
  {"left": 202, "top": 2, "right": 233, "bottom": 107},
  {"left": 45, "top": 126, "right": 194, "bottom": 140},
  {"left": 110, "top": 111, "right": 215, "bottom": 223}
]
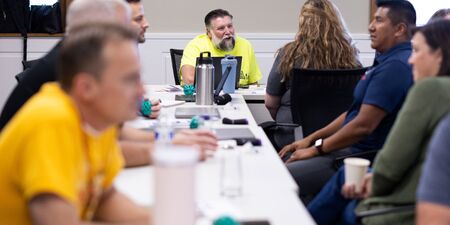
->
[
  {"left": 259, "top": 121, "right": 299, "bottom": 129},
  {"left": 259, "top": 121, "right": 300, "bottom": 151},
  {"left": 334, "top": 150, "right": 379, "bottom": 170},
  {"left": 356, "top": 204, "right": 415, "bottom": 223}
]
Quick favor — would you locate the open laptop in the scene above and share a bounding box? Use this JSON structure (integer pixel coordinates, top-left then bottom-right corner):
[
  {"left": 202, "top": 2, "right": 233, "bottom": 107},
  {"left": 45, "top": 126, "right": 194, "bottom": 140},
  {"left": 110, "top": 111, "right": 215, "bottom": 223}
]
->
[{"left": 195, "top": 56, "right": 242, "bottom": 89}]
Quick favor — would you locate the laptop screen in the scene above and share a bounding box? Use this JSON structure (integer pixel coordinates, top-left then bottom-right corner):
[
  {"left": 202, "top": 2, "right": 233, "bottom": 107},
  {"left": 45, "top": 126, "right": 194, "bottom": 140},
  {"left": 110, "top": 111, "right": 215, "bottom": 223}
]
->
[{"left": 195, "top": 56, "right": 242, "bottom": 89}]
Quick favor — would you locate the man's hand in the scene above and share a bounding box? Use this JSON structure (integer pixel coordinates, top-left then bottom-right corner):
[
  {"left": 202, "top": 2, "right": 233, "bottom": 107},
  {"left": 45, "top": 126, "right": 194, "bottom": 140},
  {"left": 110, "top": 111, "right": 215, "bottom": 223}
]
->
[
  {"left": 285, "top": 147, "right": 318, "bottom": 163},
  {"left": 172, "top": 129, "right": 218, "bottom": 160},
  {"left": 341, "top": 173, "right": 373, "bottom": 199},
  {"left": 149, "top": 99, "right": 161, "bottom": 119},
  {"left": 278, "top": 139, "right": 311, "bottom": 158}
]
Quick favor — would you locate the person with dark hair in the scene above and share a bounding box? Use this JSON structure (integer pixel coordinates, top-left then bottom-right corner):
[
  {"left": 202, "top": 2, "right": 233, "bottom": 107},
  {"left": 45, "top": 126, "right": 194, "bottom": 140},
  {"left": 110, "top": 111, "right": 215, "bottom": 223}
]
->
[
  {"left": 428, "top": 8, "right": 450, "bottom": 23},
  {"left": 125, "top": 0, "right": 149, "bottom": 43},
  {"left": 0, "top": 22, "right": 151, "bottom": 225},
  {"left": 180, "top": 9, "right": 262, "bottom": 86},
  {"left": 279, "top": 0, "right": 416, "bottom": 203},
  {"left": 307, "top": 19, "right": 450, "bottom": 225}
]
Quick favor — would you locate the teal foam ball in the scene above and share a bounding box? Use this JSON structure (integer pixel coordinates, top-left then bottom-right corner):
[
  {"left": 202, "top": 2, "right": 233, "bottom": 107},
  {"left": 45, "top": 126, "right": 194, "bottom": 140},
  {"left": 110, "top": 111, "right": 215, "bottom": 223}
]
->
[
  {"left": 140, "top": 99, "right": 152, "bottom": 117},
  {"left": 183, "top": 84, "right": 195, "bottom": 96},
  {"left": 213, "top": 216, "right": 240, "bottom": 225},
  {"left": 189, "top": 116, "right": 204, "bottom": 129}
]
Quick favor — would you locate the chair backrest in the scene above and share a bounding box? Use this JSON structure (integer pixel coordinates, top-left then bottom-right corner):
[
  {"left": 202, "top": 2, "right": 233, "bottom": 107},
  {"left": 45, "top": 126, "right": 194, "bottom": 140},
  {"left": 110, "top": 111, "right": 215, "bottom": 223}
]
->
[
  {"left": 16, "top": 59, "right": 39, "bottom": 83},
  {"left": 169, "top": 48, "right": 184, "bottom": 85},
  {"left": 290, "top": 67, "right": 368, "bottom": 137}
]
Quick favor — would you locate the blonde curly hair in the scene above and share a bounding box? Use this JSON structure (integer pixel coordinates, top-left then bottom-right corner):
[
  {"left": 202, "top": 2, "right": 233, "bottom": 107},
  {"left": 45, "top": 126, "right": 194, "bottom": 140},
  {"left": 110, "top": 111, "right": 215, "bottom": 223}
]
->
[{"left": 278, "top": 0, "right": 361, "bottom": 81}]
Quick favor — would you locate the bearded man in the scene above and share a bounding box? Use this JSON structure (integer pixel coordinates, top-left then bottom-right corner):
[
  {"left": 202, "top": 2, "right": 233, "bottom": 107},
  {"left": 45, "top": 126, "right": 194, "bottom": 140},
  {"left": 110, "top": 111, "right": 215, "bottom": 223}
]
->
[{"left": 180, "top": 9, "right": 262, "bottom": 86}]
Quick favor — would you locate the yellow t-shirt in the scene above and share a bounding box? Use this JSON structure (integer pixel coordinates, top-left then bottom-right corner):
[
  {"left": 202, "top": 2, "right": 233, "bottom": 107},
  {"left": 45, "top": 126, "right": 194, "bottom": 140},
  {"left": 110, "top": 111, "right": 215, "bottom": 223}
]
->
[
  {"left": 180, "top": 34, "right": 262, "bottom": 86},
  {"left": 0, "top": 83, "right": 124, "bottom": 225}
]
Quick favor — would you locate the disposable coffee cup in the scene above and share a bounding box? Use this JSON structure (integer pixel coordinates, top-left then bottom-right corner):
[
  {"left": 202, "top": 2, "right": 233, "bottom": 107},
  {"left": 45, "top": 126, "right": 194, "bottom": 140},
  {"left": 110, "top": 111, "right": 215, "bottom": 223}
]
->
[{"left": 344, "top": 158, "right": 370, "bottom": 193}]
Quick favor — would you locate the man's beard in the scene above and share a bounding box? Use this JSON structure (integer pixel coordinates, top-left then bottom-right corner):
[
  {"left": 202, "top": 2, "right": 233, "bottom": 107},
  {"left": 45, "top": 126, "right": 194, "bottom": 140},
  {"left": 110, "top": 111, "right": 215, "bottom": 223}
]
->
[
  {"left": 211, "top": 33, "right": 235, "bottom": 52},
  {"left": 138, "top": 32, "right": 146, "bottom": 43}
]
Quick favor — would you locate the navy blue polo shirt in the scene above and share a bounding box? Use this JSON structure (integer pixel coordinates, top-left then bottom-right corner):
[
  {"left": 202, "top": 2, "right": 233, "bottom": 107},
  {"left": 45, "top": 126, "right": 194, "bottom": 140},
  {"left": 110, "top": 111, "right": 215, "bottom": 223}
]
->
[{"left": 344, "top": 42, "right": 413, "bottom": 152}]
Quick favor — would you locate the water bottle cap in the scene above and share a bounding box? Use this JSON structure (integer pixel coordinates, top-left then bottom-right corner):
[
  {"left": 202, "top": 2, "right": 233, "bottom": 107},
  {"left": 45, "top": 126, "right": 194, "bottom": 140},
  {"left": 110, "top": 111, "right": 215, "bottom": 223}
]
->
[
  {"left": 154, "top": 147, "right": 199, "bottom": 167},
  {"left": 224, "top": 55, "right": 236, "bottom": 60},
  {"left": 199, "top": 51, "right": 213, "bottom": 64}
]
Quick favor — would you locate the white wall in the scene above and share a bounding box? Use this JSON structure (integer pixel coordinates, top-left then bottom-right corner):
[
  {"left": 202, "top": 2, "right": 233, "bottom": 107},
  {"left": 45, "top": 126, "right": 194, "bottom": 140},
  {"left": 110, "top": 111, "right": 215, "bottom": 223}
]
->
[
  {"left": 0, "top": 33, "right": 374, "bottom": 111},
  {"left": 144, "top": 0, "right": 370, "bottom": 34}
]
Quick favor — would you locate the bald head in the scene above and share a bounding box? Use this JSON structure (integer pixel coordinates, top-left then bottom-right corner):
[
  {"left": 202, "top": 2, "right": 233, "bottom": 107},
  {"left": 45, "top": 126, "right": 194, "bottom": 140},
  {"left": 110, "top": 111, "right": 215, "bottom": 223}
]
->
[{"left": 66, "top": 0, "right": 131, "bottom": 33}]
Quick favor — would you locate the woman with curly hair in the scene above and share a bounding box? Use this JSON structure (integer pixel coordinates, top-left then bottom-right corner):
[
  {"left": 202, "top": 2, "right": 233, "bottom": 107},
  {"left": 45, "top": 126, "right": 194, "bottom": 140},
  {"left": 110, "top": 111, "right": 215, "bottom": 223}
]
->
[{"left": 265, "top": 0, "right": 361, "bottom": 124}]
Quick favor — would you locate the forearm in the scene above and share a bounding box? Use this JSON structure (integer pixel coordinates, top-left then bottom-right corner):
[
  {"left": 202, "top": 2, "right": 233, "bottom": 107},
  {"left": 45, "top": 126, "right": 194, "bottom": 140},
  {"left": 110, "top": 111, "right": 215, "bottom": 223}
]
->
[
  {"left": 120, "top": 141, "right": 153, "bottom": 167},
  {"left": 267, "top": 108, "right": 277, "bottom": 120},
  {"left": 264, "top": 94, "right": 280, "bottom": 120},
  {"left": 119, "top": 126, "right": 154, "bottom": 142},
  {"left": 181, "top": 65, "right": 195, "bottom": 84},
  {"left": 94, "top": 188, "right": 150, "bottom": 225},
  {"left": 304, "top": 112, "right": 347, "bottom": 146},
  {"left": 320, "top": 118, "right": 372, "bottom": 153},
  {"left": 320, "top": 104, "right": 386, "bottom": 153},
  {"left": 81, "top": 219, "right": 149, "bottom": 225},
  {"left": 416, "top": 202, "right": 450, "bottom": 225}
]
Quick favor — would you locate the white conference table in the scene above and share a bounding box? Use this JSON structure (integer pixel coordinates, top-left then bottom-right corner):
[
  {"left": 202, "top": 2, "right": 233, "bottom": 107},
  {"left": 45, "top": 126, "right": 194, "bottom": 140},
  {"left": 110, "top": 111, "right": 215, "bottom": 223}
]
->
[{"left": 115, "top": 86, "right": 316, "bottom": 225}]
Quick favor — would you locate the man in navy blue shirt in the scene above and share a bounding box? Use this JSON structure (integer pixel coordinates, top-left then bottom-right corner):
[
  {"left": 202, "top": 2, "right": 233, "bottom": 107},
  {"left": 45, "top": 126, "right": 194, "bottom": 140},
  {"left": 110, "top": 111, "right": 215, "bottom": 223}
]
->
[{"left": 279, "top": 0, "right": 415, "bottom": 202}]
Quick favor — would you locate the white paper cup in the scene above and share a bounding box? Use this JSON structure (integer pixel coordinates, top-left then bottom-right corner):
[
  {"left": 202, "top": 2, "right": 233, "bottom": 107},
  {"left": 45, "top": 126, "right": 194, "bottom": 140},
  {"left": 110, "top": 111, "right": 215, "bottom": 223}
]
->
[{"left": 344, "top": 158, "right": 370, "bottom": 193}]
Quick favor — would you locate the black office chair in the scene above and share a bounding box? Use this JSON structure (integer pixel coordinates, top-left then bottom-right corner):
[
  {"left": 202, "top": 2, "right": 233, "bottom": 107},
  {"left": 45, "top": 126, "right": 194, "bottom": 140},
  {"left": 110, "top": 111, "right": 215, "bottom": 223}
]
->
[
  {"left": 356, "top": 204, "right": 415, "bottom": 225},
  {"left": 15, "top": 59, "right": 39, "bottom": 83},
  {"left": 260, "top": 67, "right": 368, "bottom": 151},
  {"left": 169, "top": 49, "right": 183, "bottom": 85}
]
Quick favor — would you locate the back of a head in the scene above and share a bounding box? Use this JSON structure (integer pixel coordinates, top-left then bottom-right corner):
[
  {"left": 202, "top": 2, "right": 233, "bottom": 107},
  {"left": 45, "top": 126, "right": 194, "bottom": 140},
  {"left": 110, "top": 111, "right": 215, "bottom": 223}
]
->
[
  {"left": 278, "top": 0, "right": 360, "bottom": 81},
  {"left": 58, "top": 23, "right": 138, "bottom": 91},
  {"left": 415, "top": 20, "right": 450, "bottom": 76},
  {"left": 376, "top": 0, "right": 416, "bottom": 37},
  {"left": 428, "top": 8, "right": 450, "bottom": 23},
  {"left": 66, "top": 0, "right": 131, "bottom": 33},
  {"left": 204, "top": 9, "right": 233, "bottom": 28}
]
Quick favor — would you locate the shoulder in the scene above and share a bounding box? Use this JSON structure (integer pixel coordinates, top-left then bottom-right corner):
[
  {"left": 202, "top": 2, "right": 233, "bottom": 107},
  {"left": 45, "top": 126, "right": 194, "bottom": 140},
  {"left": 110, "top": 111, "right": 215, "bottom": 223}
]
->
[
  {"left": 23, "top": 84, "right": 78, "bottom": 126},
  {"left": 188, "top": 34, "right": 210, "bottom": 45},
  {"left": 370, "top": 60, "right": 413, "bottom": 87},
  {"left": 410, "top": 77, "right": 450, "bottom": 97},
  {"left": 235, "top": 35, "right": 252, "bottom": 47}
]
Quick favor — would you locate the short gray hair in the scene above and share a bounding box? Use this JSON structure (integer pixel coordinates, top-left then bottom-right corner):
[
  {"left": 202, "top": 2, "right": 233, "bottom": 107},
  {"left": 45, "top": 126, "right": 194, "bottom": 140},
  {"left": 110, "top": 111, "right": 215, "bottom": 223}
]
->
[
  {"left": 66, "top": 0, "right": 131, "bottom": 33},
  {"left": 58, "top": 22, "right": 138, "bottom": 90}
]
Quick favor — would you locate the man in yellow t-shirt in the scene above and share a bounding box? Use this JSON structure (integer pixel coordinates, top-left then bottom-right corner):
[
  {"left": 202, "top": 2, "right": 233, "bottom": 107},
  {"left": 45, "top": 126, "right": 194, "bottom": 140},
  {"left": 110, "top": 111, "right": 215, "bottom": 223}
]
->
[
  {"left": 180, "top": 9, "right": 262, "bottom": 87},
  {"left": 0, "top": 24, "right": 149, "bottom": 225}
]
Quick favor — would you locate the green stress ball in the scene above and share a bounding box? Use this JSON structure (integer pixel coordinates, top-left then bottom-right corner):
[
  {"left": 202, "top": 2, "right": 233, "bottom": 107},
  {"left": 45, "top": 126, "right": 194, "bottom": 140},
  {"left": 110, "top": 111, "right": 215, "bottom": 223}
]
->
[
  {"left": 213, "top": 216, "right": 240, "bottom": 225},
  {"left": 183, "top": 84, "right": 195, "bottom": 96},
  {"left": 140, "top": 99, "right": 152, "bottom": 117}
]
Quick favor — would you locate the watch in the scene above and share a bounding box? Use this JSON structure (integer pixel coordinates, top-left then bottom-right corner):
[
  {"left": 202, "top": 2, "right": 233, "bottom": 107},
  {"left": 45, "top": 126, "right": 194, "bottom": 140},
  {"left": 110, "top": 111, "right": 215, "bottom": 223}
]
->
[{"left": 314, "top": 138, "right": 325, "bottom": 155}]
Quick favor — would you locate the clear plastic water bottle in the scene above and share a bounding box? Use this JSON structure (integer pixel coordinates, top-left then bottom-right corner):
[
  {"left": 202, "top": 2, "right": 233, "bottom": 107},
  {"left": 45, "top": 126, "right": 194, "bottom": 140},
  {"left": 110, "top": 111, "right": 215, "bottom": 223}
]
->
[{"left": 154, "top": 114, "right": 174, "bottom": 149}]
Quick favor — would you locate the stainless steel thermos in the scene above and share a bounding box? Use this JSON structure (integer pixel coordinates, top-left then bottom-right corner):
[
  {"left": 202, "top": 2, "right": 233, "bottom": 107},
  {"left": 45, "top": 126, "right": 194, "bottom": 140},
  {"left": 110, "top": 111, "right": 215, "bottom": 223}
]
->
[{"left": 195, "top": 51, "right": 214, "bottom": 105}]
